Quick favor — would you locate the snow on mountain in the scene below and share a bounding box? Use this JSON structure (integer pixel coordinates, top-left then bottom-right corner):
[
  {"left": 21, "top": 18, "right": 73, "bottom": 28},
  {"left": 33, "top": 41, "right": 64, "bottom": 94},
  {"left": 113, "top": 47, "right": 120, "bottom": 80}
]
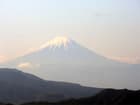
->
[{"left": 40, "top": 36, "right": 72, "bottom": 49}]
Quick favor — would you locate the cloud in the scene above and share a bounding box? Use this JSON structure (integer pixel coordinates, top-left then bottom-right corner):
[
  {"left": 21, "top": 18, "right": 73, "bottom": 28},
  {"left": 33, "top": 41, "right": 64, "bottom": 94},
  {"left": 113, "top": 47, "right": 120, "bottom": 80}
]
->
[
  {"left": 17, "top": 62, "right": 33, "bottom": 69},
  {"left": 108, "top": 56, "right": 140, "bottom": 64},
  {"left": 17, "top": 62, "right": 40, "bottom": 70}
]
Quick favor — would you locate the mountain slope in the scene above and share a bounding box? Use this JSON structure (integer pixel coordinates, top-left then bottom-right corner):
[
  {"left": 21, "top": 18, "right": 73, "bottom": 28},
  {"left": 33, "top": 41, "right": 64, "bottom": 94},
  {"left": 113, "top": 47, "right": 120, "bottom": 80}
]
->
[
  {"left": 21, "top": 89, "right": 140, "bottom": 105},
  {"left": 0, "top": 68, "right": 101, "bottom": 104},
  {"left": 4, "top": 36, "right": 140, "bottom": 89},
  {"left": 77, "top": 89, "right": 140, "bottom": 105}
]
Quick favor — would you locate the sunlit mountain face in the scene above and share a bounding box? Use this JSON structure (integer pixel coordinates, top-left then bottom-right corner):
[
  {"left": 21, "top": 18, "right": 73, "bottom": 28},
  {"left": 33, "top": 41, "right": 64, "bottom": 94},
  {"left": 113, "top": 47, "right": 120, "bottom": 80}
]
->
[{"left": 4, "top": 36, "right": 140, "bottom": 89}]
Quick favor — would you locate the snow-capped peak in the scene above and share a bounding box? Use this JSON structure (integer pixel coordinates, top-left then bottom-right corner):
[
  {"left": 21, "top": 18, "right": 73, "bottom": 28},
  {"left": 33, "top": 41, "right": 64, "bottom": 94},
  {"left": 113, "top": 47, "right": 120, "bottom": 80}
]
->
[{"left": 40, "top": 36, "right": 72, "bottom": 49}]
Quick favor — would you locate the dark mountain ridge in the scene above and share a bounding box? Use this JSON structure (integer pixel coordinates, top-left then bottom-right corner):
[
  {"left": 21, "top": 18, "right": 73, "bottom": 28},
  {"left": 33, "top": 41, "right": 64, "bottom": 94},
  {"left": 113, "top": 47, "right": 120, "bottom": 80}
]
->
[
  {"left": 22, "top": 89, "right": 140, "bottom": 105},
  {"left": 0, "top": 68, "right": 101, "bottom": 104}
]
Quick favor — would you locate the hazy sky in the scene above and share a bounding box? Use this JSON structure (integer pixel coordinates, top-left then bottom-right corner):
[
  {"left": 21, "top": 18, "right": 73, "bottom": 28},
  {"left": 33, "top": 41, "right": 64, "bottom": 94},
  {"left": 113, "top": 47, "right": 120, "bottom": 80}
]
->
[{"left": 0, "top": 0, "right": 140, "bottom": 64}]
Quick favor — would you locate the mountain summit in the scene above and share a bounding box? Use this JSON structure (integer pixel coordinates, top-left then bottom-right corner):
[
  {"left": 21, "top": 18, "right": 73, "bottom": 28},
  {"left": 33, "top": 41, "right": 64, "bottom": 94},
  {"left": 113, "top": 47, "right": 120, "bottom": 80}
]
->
[{"left": 40, "top": 36, "right": 73, "bottom": 49}]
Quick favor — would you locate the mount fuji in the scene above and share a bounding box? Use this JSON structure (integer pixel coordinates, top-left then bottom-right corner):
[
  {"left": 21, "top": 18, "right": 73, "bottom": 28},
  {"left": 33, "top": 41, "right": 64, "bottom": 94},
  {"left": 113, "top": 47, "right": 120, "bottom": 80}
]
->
[{"left": 4, "top": 36, "right": 140, "bottom": 89}]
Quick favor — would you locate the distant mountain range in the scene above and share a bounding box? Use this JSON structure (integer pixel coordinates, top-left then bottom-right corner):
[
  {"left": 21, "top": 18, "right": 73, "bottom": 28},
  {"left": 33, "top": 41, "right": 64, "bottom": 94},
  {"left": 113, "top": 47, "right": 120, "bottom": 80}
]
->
[
  {"left": 0, "top": 68, "right": 101, "bottom": 104},
  {"left": 3, "top": 36, "right": 140, "bottom": 89}
]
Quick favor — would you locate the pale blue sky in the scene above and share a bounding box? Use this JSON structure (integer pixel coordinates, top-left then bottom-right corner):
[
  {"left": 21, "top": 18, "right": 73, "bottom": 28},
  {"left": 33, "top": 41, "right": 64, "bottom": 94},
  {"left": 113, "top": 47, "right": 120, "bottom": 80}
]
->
[{"left": 0, "top": 0, "right": 140, "bottom": 63}]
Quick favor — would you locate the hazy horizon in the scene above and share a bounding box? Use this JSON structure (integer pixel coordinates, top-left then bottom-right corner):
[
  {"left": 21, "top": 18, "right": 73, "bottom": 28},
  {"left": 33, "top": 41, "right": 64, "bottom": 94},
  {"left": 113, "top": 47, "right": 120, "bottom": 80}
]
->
[{"left": 0, "top": 0, "right": 140, "bottom": 64}]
